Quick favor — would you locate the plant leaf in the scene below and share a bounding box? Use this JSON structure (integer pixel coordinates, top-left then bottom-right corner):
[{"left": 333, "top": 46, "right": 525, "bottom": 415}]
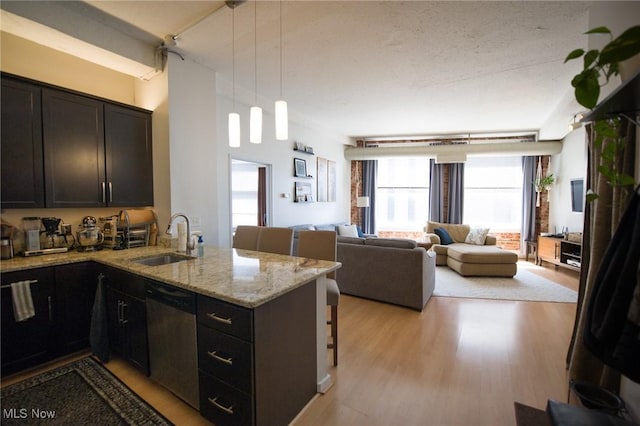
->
[
  {"left": 565, "top": 48, "right": 585, "bottom": 62},
  {"left": 572, "top": 69, "right": 600, "bottom": 109},
  {"left": 599, "top": 26, "right": 640, "bottom": 64},
  {"left": 619, "top": 174, "right": 637, "bottom": 187},
  {"left": 586, "top": 192, "right": 599, "bottom": 203},
  {"left": 585, "top": 26, "right": 611, "bottom": 35},
  {"left": 583, "top": 50, "right": 599, "bottom": 68}
]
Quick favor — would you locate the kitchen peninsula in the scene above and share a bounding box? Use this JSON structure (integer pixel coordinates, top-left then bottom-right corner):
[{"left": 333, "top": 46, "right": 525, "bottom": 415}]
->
[{"left": 1, "top": 246, "right": 340, "bottom": 425}]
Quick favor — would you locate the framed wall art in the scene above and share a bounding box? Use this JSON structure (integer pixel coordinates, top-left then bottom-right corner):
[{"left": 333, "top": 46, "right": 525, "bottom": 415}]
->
[
  {"left": 294, "top": 158, "right": 307, "bottom": 177},
  {"left": 317, "top": 157, "right": 328, "bottom": 202}
]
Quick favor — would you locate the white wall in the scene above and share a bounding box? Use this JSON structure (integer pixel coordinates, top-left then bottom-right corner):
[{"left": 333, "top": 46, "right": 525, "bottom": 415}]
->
[
  {"left": 165, "top": 55, "right": 218, "bottom": 244},
  {"left": 215, "top": 81, "right": 351, "bottom": 247},
  {"left": 134, "top": 69, "right": 171, "bottom": 233},
  {"left": 549, "top": 128, "right": 587, "bottom": 234}
]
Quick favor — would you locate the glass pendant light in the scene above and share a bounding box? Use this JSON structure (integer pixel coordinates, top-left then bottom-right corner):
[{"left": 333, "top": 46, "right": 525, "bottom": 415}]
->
[
  {"left": 250, "top": 0, "right": 262, "bottom": 144},
  {"left": 229, "top": 4, "right": 240, "bottom": 148},
  {"left": 275, "top": 0, "right": 288, "bottom": 141}
]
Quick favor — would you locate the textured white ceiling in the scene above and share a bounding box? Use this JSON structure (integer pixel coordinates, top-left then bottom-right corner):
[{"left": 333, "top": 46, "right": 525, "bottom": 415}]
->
[{"left": 87, "top": 1, "right": 590, "bottom": 139}]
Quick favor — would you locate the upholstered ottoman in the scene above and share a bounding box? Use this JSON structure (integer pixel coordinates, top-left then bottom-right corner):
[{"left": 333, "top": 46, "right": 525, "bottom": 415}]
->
[{"left": 446, "top": 244, "right": 518, "bottom": 277}]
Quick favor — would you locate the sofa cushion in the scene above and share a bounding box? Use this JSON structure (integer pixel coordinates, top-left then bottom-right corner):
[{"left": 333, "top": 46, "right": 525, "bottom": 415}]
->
[
  {"left": 465, "top": 228, "right": 490, "bottom": 245},
  {"left": 365, "top": 238, "right": 417, "bottom": 249},
  {"left": 447, "top": 244, "right": 518, "bottom": 264},
  {"left": 316, "top": 224, "right": 337, "bottom": 231},
  {"left": 434, "top": 228, "right": 454, "bottom": 245},
  {"left": 337, "top": 236, "right": 365, "bottom": 245},
  {"left": 427, "top": 221, "right": 470, "bottom": 243},
  {"left": 338, "top": 224, "right": 359, "bottom": 237}
]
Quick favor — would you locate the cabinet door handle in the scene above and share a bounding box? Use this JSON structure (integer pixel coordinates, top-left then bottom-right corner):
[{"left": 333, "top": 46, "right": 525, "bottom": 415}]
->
[
  {"left": 108, "top": 182, "right": 113, "bottom": 203},
  {"left": 207, "top": 350, "right": 233, "bottom": 365},
  {"left": 208, "top": 397, "right": 234, "bottom": 415},
  {"left": 121, "top": 301, "right": 128, "bottom": 324},
  {"left": 206, "top": 312, "right": 232, "bottom": 324},
  {"left": 101, "top": 182, "right": 106, "bottom": 203},
  {"left": 117, "top": 300, "right": 123, "bottom": 324},
  {"left": 48, "top": 296, "right": 52, "bottom": 322}
]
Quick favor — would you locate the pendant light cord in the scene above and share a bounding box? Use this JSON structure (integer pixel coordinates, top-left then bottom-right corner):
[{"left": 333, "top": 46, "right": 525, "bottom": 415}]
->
[
  {"left": 232, "top": 6, "right": 236, "bottom": 110},
  {"left": 254, "top": 0, "right": 258, "bottom": 104},
  {"left": 279, "top": 0, "right": 283, "bottom": 98}
]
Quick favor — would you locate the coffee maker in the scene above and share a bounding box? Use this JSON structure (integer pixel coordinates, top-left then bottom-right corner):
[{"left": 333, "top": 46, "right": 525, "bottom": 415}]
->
[
  {"left": 22, "top": 216, "right": 71, "bottom": 256},
  {"left": 22, "top": 217, "right": 41, "bottom": 253},
  {"left": 41, "top": 217, "right": 75, "bottom": 251}
]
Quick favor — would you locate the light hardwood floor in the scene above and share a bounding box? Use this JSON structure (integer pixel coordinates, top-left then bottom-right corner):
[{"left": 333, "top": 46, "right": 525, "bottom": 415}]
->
[{"left": 2, "top": 261, "right": 579, "bottom": 426}]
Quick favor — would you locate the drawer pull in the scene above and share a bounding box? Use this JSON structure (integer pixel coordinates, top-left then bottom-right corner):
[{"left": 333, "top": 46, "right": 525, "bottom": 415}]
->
[
  {"left": 208, "top": 397, "right": 234, "bottom": 415},
  {"left": 207, "top": 350, "right": 233, "bottom": 365},
  {"left": 207, "top": 312, "right": 233, "bottom": 324}
]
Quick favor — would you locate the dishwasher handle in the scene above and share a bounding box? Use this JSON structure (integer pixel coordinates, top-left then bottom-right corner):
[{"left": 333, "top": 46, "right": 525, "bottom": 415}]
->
[{"left": 145, "top": 281, "right": 196, "bottom": 314}]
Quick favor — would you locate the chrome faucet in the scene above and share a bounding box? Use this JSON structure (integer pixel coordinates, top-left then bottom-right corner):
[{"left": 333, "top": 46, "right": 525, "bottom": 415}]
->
[{"left": 166, "top": 213, "right": 195, "bottom": 256}]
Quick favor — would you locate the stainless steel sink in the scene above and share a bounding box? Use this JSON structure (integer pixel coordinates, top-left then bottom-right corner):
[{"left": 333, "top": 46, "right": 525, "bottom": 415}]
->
[{"left": 133, "top": 253, "right": 196, "bottom": 266}]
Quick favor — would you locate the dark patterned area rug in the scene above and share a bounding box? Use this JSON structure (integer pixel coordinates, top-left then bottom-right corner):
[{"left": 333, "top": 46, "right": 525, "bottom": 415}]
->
[{"left": 1, "top": 357, "right": 173, "bottom": 425}]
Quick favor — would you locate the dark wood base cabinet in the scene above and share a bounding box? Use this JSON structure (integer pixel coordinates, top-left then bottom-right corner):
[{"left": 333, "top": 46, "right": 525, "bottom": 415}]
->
[
  {"left": 1, "top": 263, "right": 98, "bottom": 377},
  {"left": 102, "top": 267, "right": 149, "bottom": 375},
  {"left": 197, "top": 281, "right": 317, "bottom": 426}
]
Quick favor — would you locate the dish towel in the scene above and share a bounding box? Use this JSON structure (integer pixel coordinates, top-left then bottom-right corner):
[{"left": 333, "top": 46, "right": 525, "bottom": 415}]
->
[
  {"left": 11, "top": 280, "right": 35, "bottom": 322},
  {"left": 90, "top": 273, "right": 110, "bottom": 363}
]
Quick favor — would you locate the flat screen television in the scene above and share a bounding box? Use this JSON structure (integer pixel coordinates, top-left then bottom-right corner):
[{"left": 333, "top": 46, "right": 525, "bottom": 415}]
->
[{"left": 570, "top": 178, "right": 584, "bottom": 213}]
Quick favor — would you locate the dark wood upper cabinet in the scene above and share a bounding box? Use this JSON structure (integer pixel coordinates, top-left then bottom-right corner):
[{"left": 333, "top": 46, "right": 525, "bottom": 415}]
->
[
  {"left": 0, "top": 77, "right": 45, "bottom": 208},
  {"left": 105, "top": 104, "right": 153, "bottom": 207},
  {"left": 43, "top": 88, "right": 106, "bottom": 208},
  {"left": 1, "top": 74, "right": 153, "bottom": 209}
]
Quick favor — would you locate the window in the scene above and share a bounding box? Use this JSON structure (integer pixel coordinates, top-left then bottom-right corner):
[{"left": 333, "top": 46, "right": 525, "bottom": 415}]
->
[
  {"left": 376, "top": 157, "right": 429, "bottom": 231},
  {"left": 231, "top": 161, "right": 259, "bottom": 228},
  {"left": 463, "top": 156, "right": 522, "bottom": 231}
]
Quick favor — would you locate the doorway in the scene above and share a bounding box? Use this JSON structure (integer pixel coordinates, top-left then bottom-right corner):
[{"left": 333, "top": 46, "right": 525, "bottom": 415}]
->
[{"left": 230, "top": 158, "right": 271, "bottom": 231}]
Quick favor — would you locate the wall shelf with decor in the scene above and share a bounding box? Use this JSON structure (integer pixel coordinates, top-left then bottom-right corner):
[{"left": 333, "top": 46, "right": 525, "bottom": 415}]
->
[
  {"left": 294, "top": 181, "right": 314, "bottom": 203},
  {"left": 293, "top": 142, "right": 314, "bottom": 155}
]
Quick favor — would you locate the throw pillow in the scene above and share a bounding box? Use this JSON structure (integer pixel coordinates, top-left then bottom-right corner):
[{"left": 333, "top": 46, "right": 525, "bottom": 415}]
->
[
  {"left": 338, "top": 224, "right": 359, "bottom": 238},
  {"left": 465, "top": 228, "right": 490, "bottom": 245},
  {"left": 434, "top": 228, "right": 454, "bottom": 245}
]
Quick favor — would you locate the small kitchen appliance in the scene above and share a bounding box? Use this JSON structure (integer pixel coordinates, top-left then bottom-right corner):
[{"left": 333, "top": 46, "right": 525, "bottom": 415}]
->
[
  {"left": 76, "top": 216, "right": 104, "bottom": 252},
  {"left": 1, "top": 224, "right": 15, "bottom": 259},
  {"left": 21, "top": 217, "right": 70, "bottom": 256},
  {"left": 23, "top": 217, "right": 41, "bottom": 252},
  {"left": 39, "top": 217, "right": 74, "bottom": 251}
]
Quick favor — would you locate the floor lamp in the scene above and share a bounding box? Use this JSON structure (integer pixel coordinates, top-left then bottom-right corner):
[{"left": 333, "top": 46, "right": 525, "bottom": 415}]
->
[{"left": 356, "top": 196, "right": 370, "bottom": 231}]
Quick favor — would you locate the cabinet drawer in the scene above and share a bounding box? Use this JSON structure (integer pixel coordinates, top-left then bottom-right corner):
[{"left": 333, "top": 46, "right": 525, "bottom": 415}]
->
[
  {"left": 103, "top": 266, "right": 146, "bottom": 299},
  {"left": 197, "top": 296, "right": 253, "bottom": 341},
  {"left": 199, "top": 371, "right": 253, "bottom": 426},
  {"left": 198, "top": 325, "right": 252, "bottom": 393}
]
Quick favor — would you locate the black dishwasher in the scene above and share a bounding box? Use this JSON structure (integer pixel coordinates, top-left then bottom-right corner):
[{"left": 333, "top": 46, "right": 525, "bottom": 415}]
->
[{"left": 145, "top": 281, "right": 199, "bottom": 409}]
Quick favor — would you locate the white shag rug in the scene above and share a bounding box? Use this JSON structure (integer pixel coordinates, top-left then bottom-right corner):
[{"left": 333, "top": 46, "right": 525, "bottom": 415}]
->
[{"left": 434, "top": 266, "right": 578, "bottom": 303}]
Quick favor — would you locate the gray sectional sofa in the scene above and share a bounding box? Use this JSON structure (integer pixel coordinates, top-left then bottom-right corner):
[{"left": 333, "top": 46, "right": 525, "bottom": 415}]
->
[
  {"left": 336, "top": 237, "right": 435, "bottom": 311},
  {"left": 289, "top": 224, "right": 435, "bottom": 311}
]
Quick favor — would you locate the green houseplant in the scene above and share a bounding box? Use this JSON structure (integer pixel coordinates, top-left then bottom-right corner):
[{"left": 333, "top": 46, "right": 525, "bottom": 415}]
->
[
  {"left": 565, "top": 25, "right": 640, "bottom": 109},
  {"left": 535, "top": 174, "right": 555, "bottom": 193},
  {"left": 565, "top": 26, "right": 640, "bottom": 201}
]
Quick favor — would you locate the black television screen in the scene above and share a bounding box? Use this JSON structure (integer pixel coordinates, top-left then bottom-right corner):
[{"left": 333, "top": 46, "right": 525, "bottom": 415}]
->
[{"left": 571, "top": 178, "right": 584, "bottom": 213}]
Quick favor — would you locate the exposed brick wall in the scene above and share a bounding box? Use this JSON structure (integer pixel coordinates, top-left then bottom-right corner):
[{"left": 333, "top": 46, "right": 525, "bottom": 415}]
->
[{"left": 536, "top": 156, "right": 551, "bottom": 235}]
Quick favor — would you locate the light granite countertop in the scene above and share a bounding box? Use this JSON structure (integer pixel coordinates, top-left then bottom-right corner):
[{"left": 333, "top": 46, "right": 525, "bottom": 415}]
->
[{"left": 0, "top": 246, "right": 341, "bottom": 308}]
